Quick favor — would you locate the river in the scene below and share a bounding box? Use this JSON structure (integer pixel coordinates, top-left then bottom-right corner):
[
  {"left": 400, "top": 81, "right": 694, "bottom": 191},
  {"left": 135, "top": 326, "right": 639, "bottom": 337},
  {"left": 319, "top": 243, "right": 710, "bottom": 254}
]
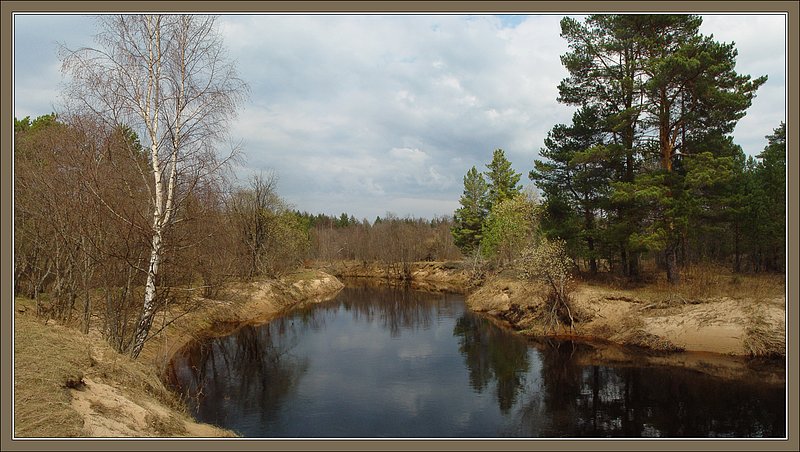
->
[{"left": 166, "top": 281, "right": 785, "bottom": 438}]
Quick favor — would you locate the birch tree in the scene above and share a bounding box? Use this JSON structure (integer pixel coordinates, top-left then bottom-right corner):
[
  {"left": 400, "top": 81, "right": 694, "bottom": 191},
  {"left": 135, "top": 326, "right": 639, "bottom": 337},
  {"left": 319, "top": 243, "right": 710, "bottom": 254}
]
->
[{"left": 61, "top": 14, "right": 247, "bottom": 358}]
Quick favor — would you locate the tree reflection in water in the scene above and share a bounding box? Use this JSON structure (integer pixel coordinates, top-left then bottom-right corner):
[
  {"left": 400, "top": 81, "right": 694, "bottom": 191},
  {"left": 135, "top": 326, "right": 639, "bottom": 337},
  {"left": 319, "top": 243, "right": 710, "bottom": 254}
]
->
[
  {"left": 505, "top": 340, "right": 785, "bottom": 437},
  {"left": 166, "top": 284, "right": 784, "bottom": 438},
  {"left": 166, "top": 321, "right": 309, "bottom": 430},
  {"left": 452, "top": 314, "right": 531, "bottom": 413},
  {"left": 293, "top": 280, "right": 446, "bottom": 337}
]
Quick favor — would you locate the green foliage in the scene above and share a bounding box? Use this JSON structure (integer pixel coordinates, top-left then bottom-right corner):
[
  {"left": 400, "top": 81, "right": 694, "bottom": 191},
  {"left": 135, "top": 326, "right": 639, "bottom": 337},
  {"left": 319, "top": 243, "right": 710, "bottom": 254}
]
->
[
  {"left": 452, "top": 150, "right": 527, "bottom": 258},
  {"left": 481, "top": 193, "right": 539, "bottom": 265},
  {"left": 452, "top": 166, "right": 489, "bottom": 254},
  {"left": 15, "top": 113, "right": 58, "bottom": 134},
  {"left": 749, "top": 123, "right": 786, "bottom": 271},
  {"left": 485, "top": 149, "right": 522, "bottom": 210},
  {"left": 259, "top": 210, "right": 311, "bottom": 276},
  {"left": 530, "top": 106, "right": 621, "bottom": 273},
  {"left": 612, "top": 171, "right": 673, "bottom": 252},
  {"left": 534, "top": 14, "right": 772, "bottom": 282}
]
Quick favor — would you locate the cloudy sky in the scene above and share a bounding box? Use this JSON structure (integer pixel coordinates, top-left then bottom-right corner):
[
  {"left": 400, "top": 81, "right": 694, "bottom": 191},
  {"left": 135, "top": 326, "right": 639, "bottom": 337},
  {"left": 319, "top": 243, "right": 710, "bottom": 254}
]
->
[{"left": 13, "top": 13, "right": 786, "bottom": 221}]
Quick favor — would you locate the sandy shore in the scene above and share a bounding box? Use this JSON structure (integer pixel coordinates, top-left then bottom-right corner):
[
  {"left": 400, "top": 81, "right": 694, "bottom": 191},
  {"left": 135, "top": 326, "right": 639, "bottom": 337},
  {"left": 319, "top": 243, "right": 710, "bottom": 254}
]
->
[
  {"left": 325, "top": 260, "right": 786, "bottom": 362},
  {"left": 15, "top": 263, "right": 785, "bottom": 438},
  {"left": 15, "top": 269, "right": 344, "bottom": 438}
]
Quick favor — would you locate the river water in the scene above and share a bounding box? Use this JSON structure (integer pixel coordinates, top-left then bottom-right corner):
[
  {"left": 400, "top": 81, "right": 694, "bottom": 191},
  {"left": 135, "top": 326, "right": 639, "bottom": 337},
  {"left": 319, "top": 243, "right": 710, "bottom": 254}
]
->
[{"left": 166, "top": 282, "right": 785, "bottom": 438}]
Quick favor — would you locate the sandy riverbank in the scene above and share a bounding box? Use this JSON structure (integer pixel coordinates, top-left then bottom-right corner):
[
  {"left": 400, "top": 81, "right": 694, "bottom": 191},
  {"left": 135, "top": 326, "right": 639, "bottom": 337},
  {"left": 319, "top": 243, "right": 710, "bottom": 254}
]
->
[
  {"left": 322, "top": 260, "right": 786, "bottom": 360},
  {"left": 13, "top": 269, "right": 344, "bottom": 438},
  {"left": 14, "top": 262, "right": 785, "bottom": 438}
]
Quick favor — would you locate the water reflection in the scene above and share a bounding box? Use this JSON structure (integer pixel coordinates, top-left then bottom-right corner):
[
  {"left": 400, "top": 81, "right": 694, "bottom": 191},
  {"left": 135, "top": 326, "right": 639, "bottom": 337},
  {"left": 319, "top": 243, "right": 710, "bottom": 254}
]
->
[
  {"left": 505, "top": 341, "right": 785, "bottom": 437},
  {"left": 452, "top": 314, "right": 530, "bottom": 413},
  {"left": 309, "top": 281, "right": 439, "bottom": 337},
  {"left": 167, "top": 284, "right": 784, "bottom": 438},
  {"left": 166, "top": 321, "right": 309, "bottom": 428}
]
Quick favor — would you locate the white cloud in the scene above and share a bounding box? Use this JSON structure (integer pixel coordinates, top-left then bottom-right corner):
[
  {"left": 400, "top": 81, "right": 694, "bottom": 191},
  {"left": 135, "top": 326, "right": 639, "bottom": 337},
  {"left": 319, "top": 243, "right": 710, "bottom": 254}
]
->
[
  {"left": 14, "top": 13, "right": 787, "bottom": 219},
  {"left": 700, "top": 14, "right": 787, "bottom": 155}
]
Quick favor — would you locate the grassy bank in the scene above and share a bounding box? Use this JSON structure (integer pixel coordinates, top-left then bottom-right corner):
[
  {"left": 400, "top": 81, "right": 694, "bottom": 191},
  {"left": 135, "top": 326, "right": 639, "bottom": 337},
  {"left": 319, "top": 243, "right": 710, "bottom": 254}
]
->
[
  {"left": 13, "top": 269, "right": 343, "bottom": 438},
  {"left": 13, "top": 298, "right": 231, "bottom": 437}
]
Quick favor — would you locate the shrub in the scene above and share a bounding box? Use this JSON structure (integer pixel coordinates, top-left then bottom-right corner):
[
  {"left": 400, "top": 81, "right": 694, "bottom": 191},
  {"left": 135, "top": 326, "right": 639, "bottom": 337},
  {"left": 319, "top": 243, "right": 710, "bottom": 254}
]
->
[{"left": 517, "top": 238, "right": 576, "bottom": 332}]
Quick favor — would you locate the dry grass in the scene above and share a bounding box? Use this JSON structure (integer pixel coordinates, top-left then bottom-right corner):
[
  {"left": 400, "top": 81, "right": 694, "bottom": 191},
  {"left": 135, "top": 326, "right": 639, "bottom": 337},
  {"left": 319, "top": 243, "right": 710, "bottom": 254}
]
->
[
  {"left": 602, "top": 263, "right": 786, "bottom": 306},
  {"left": 144, "top": 412, "right": 188, "bottom": 436},
  {"left": 677, "top": 263, "right": 784, "bottom": 300},
  {"left": 743, "top": 311, "right": 786, "bottom": 359},
  {"left": 88, "top": 400, "right": 125, "bottom": 419},
  {"left": 89, "top": 339, "right": 188, "bottom": 413},
  {"left": 615, "top": 312, "right": 683, "bottom": 352},
  {"left": 14, "top": 296, "right": 237, "bottom": 438},
  {"left": 14, "top": 306, "right": 92, "bottom": 437}
]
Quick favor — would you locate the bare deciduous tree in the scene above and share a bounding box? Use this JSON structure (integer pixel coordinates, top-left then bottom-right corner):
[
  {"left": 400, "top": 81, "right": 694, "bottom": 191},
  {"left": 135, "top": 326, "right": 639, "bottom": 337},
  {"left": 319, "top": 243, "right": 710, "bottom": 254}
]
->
[{"left": 61, "top": 14, "right": 248, "bottom": 358}]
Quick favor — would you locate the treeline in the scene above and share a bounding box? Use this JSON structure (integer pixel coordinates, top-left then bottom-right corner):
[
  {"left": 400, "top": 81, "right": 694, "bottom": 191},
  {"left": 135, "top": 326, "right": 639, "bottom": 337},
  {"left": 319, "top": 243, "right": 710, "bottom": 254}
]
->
[
  {"left": 14, "top": 113, "right": 463, "bottom": 355},
  {"left": 453, "top": 15, "right": 786, "bottom": 284},
  {"left": 302, "top": 212, "right": 462, "bottom": 265}
]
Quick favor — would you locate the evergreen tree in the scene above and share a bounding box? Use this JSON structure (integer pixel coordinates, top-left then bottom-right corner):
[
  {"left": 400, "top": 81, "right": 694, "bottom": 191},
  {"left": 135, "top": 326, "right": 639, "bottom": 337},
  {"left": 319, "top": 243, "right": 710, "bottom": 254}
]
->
[
  {"left": 531, "top": 106, "right": 620, "bottom": 274},
  {"left": 556, "top": 14, "right": 766, "bottom": 283},
  {"left": 754, "top": 122, "right": 786, "bottom": 271},
  {"left": 451, "top": 166, "right": 489, "bottom": 254},
  {"left": 485, "top": 149, "right": 522, "bottom": 211}
]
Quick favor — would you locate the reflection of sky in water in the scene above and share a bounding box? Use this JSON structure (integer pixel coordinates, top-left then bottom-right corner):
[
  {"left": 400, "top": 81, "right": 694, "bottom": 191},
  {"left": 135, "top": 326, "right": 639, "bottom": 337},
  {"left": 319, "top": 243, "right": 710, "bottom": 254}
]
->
[
  {"left": 168, "top": 286, "right": 785, "bottom": 438},
  {"left": 270, "top": 291, "right": 511, "bottom": 437}
]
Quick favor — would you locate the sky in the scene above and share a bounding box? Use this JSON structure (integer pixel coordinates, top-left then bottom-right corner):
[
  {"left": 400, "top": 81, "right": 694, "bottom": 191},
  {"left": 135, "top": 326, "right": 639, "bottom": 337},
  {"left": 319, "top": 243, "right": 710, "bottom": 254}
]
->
[{"left": 13, "top": 13, "right": 787, "bottom": 221}]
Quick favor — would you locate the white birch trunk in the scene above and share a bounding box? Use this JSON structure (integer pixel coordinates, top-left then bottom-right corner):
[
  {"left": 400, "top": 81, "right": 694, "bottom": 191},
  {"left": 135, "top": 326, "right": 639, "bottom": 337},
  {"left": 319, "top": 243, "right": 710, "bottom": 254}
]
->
[
  {"left": 62, "top": 14, "right": 245, "bottom": 358},
  {"left": 130, "top": 15, "right": 164, "bottom": 358}
]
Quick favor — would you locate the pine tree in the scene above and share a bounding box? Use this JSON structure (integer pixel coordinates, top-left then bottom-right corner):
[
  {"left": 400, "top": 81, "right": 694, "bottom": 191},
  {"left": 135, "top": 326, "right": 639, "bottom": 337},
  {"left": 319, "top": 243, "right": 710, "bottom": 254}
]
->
[
  {"left": 531, "top": 106, "right": 620, "bottom": 274},
  {"left": 556, "top": 14, "right": 766, "bottom": 284},
  {"left": 485, "top": 149, "right": 522, "bottom": 211},
  {"left": 451, "top": 166, "right": 489, "bottom": 254},
  {"left": 754, "top": 122, "right": 786, "bottom": 271}
]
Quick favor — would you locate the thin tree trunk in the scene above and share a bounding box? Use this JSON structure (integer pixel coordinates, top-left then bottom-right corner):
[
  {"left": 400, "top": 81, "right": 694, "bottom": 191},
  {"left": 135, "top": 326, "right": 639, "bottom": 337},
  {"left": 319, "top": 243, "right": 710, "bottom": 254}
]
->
[
  {"left": 81, "top": 236, "right": 91, "bottom": 334},
  {"left": 584, "top": 207, "right": 597, "bottom": 275},
  {"left": 665, "top": 242, "right": 680, "bottom": 285},
  {"left": 588, "top": 238, "right": 598, "bottom": 275},
  {"left": 734, "top": 222, "right": 741, "bottom": 273},
  {"left": 130, "top": 230, "right": 163, "bottom": 358}
]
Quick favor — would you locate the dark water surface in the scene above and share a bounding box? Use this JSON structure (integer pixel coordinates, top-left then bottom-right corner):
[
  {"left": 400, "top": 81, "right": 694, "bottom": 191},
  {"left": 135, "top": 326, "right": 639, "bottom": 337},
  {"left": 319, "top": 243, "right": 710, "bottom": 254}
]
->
[{"left": 166, "top": 283, "right": 785, "bottom": 438}]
